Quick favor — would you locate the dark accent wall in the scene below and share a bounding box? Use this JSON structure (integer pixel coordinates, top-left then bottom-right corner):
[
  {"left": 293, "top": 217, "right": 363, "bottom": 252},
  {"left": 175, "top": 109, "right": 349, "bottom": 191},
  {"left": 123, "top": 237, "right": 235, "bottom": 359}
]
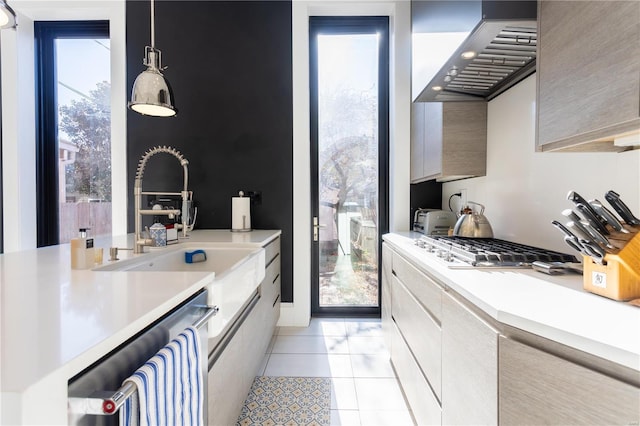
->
[
  {"left": 126, "top": 1, "right": 294, "bottom": 301},
  {"left": 410, "top": 180, "right": 443, "bottom": 228}
]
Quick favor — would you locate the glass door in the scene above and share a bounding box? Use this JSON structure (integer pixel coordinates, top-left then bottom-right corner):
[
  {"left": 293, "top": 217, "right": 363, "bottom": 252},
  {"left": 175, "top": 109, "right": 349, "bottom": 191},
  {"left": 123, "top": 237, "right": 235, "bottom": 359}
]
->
[{"left": 310, "top": 17, "right": 389, "bottom": 316}]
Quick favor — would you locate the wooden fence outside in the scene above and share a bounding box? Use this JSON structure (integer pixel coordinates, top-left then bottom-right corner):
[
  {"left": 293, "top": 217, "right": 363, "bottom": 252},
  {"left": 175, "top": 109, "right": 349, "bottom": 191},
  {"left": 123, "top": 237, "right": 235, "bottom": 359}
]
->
[{"left": 59, "top": 202, "right": 112, "bottom": 243}]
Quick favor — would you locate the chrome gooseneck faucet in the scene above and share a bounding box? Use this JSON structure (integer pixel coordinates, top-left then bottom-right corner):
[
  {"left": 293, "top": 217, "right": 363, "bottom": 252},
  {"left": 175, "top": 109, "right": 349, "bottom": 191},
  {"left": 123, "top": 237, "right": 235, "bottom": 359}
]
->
[{"left": 134, "top": 146, "right": 195, "bottom": 253}]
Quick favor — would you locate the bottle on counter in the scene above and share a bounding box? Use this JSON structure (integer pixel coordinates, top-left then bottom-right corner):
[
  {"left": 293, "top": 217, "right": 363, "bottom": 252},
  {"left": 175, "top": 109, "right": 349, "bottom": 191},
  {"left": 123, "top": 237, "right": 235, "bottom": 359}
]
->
[{"left": 70, "top": 228, "right": 95, "bottom": 270}]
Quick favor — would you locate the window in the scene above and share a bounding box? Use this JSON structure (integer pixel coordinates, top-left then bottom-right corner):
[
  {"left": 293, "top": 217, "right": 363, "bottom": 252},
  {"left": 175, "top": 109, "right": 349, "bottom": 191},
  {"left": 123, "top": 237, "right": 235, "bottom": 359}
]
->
[{"left": 35, "top": 21, "right": 110, "bottom": 246}]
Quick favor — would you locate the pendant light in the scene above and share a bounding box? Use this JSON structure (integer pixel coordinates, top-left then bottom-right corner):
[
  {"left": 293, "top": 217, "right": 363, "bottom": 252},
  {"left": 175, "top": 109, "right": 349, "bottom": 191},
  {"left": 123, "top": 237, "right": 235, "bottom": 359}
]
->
[
  {"left": 128, "top": 0, "right": 176, "bottom": 117},
  {"left": 0, "top": 0, "right": 17, "bottom": 29}
]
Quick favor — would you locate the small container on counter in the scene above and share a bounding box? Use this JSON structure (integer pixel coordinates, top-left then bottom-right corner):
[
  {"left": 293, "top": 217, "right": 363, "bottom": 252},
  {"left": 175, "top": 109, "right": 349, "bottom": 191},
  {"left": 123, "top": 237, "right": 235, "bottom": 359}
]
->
[
  {"left": 166, "top": 224, "right": 178, "bottom": 245},
  {"left": 149, "top": 222, "right": 167, "bottom": 247},
  {"left": 71, "top": 228, "right": 95, "bottom": 270},
  {"left": 94, "top": 247, "right": 104, "bottom": 265}
]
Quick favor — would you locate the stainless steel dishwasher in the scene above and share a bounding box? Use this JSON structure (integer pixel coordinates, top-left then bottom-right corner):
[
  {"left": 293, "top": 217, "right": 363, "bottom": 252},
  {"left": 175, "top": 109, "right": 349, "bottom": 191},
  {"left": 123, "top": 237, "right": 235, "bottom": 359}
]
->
[{"left": 67, "top": 289, "right": 217, "bottom": 426}]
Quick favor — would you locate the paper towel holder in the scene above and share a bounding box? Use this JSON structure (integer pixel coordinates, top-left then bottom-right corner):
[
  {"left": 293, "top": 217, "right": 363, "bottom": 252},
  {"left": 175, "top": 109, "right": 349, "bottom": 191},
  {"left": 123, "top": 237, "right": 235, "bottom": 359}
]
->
[{"left": 231, "top": 190, "right": 252, "bottom": 233}]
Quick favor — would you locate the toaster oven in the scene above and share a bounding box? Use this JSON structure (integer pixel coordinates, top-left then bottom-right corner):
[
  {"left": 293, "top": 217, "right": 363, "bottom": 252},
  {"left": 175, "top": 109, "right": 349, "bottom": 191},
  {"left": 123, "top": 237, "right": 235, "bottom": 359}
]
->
[{"left": 413, "top": 209, "right": 457, "bottom": 236}]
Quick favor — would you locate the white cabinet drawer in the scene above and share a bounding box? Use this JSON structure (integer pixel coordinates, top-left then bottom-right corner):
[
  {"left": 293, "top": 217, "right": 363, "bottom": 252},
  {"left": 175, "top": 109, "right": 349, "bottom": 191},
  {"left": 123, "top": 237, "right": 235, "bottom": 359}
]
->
[
  {"left": 381, "top": 244, "right": 393, "bottom": 350},
  {"left": 264, "top": 237, "right": 280, "bottom": 267},
  {"left": 392, "top": 275, "right": 442, "bottom": 400},
  {"left": 268, "top": 275, "right": 281, "bottom": 328},
  {"left": 262, "top": 254, "right": 280, "bottom": 303},
  {"left": 392, "top": 251, "right": 442, "bottom": 322},
  {"left": 261, "top": 246, "right": 280, "bottom": 335},
  {"left": 391, "top": 321, "right": 441, "bottom": 425}
]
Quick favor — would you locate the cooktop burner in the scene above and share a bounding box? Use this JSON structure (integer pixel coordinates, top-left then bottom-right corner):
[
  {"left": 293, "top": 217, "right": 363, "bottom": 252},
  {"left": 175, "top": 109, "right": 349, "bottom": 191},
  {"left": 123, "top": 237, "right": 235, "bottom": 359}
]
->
[{"left": 416, "top": 235, "right": 579, "bottom": 267}]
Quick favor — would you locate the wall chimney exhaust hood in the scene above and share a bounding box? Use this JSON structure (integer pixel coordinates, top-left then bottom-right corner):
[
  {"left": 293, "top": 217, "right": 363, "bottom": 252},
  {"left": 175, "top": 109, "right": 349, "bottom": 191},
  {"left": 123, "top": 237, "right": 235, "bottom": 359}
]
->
[{"left": 413, "top": 1, "right": 537, "bottom": 102}]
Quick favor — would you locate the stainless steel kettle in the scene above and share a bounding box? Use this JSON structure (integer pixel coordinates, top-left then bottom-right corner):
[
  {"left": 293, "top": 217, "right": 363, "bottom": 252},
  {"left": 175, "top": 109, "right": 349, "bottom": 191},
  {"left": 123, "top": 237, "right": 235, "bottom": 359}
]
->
[{"left": 453, "top": 201, "right": 494, "bottom": 238}]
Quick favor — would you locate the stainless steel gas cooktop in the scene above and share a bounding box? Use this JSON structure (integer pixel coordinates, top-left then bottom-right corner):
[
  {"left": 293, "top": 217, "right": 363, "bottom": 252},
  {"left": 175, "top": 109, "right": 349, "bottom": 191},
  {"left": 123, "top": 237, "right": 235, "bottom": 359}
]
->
[{"left": 415, "top": 235, "right": 579, "bottom": 268}]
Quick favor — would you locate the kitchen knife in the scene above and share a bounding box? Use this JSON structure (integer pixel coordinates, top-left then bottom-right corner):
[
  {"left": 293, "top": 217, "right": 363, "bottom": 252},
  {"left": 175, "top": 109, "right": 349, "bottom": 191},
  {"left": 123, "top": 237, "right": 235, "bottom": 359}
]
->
[
  {"left": 567, "top": 191, "right": 607, "bottom": 227},
  {"left": 579, "top": 239, "right": 606, "bottom": 265},
  {"left": 576, "top": 203, "right": 610, "bottom": 235},
  {"left": 578, "top": 220, "right": 614, "bottom": 249},
  {"left": 604, "top": 190, "right": 640, "bottom": 225},
  {"left": 565, "top": 220, "right": 602, "bottom": 247},
  {"left": 551, "top": 220, "right": 586, "bottom": 254},
  {"left": 531, "top": 261, "right": 583, "bottom": 275},
  {"left": 562, "top": 210, "right": 598, "bottom": 242},
  {"left": 588, "top": 199, "right": 630, "bottom": 233},
  {"left": 562, "top": 209, "right": 585, "bottom": 225}
]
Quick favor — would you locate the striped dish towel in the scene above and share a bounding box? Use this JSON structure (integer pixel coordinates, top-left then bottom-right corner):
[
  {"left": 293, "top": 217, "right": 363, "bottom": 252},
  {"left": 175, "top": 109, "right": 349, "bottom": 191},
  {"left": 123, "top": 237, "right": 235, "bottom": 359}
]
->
[{"left": 120, "top": 326, "right": 203, "bottom": 426}]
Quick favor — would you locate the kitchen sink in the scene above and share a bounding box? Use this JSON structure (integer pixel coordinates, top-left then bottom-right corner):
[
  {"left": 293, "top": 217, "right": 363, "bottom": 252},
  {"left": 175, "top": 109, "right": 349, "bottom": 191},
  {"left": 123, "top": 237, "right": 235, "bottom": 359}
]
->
[
  {"left": 94, "top": 243, "right": 267, "bottom": 339},
  {"left": 93, "top": 244, "right": 261, "bottom": 276}
]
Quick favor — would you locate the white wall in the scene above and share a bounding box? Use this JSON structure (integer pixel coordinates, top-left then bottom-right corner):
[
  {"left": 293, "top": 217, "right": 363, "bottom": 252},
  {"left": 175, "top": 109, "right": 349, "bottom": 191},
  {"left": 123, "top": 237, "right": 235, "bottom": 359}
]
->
[
  {"left": 442, "top": 74, "right": 640, "bottom": 254},
  {"left": 1, "top": 0, "right": 127, "bottom": 252},
  {"left": 1, "top": 17, "right": 37, "bottom": 252},
  {"left": 285, "top": 0, "right": 411, "bottom": 327}
]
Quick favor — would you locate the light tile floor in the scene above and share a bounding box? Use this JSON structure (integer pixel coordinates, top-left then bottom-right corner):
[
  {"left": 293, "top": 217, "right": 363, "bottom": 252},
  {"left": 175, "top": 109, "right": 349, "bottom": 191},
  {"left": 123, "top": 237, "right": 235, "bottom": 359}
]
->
[{"left": 257, "top": 318, "right": 415, "bottom": 426}]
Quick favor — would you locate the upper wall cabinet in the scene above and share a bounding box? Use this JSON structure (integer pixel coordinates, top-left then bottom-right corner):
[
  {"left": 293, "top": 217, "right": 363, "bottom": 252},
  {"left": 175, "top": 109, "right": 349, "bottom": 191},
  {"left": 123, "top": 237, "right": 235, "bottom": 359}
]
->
[
  {"left": 411, "top": 102, "right": 487, "bottom": 183},
  {"left": 536, "top": 0, "right": 640, "bottom": 152}
]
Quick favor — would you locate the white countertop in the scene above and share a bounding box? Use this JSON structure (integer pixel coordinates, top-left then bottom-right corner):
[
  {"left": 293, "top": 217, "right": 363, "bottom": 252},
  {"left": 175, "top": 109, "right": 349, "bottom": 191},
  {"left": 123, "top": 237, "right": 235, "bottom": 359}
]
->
[
  {"left": 0, "top": 229, "right": 280, "bottom": 424},
  {"left": 383, "top": 232, "right": 640, "bottom": 372}
]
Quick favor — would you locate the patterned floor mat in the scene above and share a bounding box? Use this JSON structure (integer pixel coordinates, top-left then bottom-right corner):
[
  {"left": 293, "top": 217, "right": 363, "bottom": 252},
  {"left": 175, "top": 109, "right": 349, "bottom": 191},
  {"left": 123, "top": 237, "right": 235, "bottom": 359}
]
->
[{"left": 236, "top": 376, "right": 331, "bottom": 426}]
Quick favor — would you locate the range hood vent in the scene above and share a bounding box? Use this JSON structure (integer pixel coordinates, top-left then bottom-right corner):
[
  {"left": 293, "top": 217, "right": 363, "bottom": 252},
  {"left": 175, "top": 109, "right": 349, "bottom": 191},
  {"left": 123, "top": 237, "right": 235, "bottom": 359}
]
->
[{"left": 414, "top": 1, "right": 537, "bottom": 102}]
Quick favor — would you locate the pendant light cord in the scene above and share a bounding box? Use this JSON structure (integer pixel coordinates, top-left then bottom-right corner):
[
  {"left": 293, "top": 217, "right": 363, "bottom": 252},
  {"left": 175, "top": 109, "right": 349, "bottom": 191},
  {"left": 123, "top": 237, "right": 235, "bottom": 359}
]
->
[{"left": 150, "top": 0, "right": 155, "bottom": 49}]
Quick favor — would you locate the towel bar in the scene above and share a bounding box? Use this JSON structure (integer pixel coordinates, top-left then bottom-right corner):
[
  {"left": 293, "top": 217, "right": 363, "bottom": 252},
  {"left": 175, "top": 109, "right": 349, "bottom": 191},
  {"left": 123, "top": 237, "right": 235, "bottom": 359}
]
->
[
  {"left": 68, "top": 304, "right": 218, "bottom": 416},
  {"left": 192, "top": 304, "right": 219, "bottom": 329}
]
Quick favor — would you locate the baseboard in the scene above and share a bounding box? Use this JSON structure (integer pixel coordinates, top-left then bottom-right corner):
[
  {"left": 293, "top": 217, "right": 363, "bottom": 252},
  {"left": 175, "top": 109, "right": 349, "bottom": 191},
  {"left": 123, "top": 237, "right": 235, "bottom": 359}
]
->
[{"left": 276, "top": 302, "right": 310, "bottom": 327}]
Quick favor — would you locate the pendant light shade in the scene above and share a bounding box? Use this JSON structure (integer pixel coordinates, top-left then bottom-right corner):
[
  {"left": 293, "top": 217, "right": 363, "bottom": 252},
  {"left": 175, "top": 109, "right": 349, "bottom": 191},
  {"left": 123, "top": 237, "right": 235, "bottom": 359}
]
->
[
  {"left": 128, "top": 0, "right": 176, "bottom": 117},
  {"left": 129, "top": 47, "right": 176, "bottom": 117},
  {"left": 0, "top": 0, "right": 17, "bottom": 29}
]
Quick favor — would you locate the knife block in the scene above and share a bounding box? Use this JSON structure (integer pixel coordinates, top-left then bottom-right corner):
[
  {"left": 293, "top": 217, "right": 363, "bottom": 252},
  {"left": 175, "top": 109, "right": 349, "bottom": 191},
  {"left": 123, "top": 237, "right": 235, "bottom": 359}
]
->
[{"left": 582, "top": 230, "right": 640, "bottom": 301}]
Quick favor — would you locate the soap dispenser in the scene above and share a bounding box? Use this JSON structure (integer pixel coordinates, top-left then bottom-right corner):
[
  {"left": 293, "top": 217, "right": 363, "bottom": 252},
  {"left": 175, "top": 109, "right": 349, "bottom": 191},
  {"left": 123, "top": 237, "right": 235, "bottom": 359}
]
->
[{"left": 70, "top": 228, "right": 95, "bottom": 269}]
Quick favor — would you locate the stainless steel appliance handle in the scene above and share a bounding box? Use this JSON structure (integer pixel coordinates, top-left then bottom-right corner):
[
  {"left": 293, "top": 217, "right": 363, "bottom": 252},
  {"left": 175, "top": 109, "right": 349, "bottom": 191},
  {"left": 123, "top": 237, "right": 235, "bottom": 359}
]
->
[{"left": 68, "top": 304, "right": 218, "bottom": 416}]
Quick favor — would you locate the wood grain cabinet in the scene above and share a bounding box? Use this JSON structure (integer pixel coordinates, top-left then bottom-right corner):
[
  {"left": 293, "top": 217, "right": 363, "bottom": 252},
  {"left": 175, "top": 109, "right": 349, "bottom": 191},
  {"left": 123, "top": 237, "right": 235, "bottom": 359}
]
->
[
  {"left": 385, "top": 241, "right": 640, "bottom": 426},
  {"left": 441, "top": 291, "right": 498, "bottom": 425},
  {"left": 383, "top": 243, "right": 443, "bottom": 425},
  {"left": 390, "top": 314, "right": 442, "bottom": 426},
  {"left": 391, "top": 274, "right": 442, "bottom": 400},
  {"left": 499, "top": 337, "right": 640, "bottom": 425},
  {"left": 411, "top": 102, "right": 487, "bottom": 183},
  {"left": 411, "top": 103, "right": 427, "bottom": 182},
  {"left": 536, "top": 0, "right": 640, "bottom": 151}
]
